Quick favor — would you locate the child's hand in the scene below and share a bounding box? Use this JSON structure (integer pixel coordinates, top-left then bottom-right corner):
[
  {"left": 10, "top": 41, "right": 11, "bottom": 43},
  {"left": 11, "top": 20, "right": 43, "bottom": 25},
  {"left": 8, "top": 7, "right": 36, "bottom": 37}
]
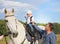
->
[
  {"left": 31, "top": 22, "right": 34, "bottom": 25},
  {"left": 24, "top": 16, "right": 26, "bottom": 18}
]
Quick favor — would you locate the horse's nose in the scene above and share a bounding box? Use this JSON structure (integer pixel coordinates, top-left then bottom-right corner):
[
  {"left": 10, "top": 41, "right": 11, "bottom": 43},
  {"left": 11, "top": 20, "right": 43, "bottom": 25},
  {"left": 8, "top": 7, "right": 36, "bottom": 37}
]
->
[{"left": 13, "top": 32, "right": 18, "bottom": 38}]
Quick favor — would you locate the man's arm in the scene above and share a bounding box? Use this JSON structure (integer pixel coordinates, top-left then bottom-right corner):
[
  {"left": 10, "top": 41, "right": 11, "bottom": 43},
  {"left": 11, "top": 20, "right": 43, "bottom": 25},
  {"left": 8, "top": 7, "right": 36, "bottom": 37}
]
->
[{"left": 33, "top": 24, "right": 45, "bottom": 35}]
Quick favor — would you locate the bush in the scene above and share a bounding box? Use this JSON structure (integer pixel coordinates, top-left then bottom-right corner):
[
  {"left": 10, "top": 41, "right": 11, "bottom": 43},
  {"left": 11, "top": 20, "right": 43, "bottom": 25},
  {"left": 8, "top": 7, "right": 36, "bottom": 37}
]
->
[
  {"left": 0, "top": 20, "right": 60, "bottom": 34},
  {"left": 0, "top": 20, "right": 7, "bottom": 35},
  {"left": 53, "top": 23, "right": 60, "bottom": 34}
]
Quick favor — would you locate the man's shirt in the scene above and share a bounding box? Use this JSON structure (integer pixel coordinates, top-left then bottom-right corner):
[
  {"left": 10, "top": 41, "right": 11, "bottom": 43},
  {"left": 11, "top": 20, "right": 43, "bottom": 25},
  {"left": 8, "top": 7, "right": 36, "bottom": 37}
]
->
[
  {"left": 33, "top": 25, "right": 56, "bottom": 44},
  {"left": 43, "top": 31, "right": 56, "bottom": 44}
]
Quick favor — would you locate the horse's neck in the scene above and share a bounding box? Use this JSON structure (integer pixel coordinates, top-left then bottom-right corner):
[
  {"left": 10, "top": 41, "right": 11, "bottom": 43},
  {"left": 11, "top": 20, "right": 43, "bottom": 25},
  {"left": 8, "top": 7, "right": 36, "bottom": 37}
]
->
[
  {"left": 5, "top": 16, "right": 26, "bottom": 44},
  {"left": 5, "top": 16, "right": 15, "bottom": 21},
  {"left": 11, "top": 20, "right": 26, "bottom": 44},
  {"left": 16, "top": 20, "right": 25, "bottom": 33}
]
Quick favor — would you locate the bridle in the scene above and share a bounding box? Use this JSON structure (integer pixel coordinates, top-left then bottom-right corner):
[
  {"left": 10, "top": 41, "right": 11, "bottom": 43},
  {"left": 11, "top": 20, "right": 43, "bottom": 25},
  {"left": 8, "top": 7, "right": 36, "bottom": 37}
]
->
[{"left": 5, "top": 15, "right": 14, "bottom": 18}]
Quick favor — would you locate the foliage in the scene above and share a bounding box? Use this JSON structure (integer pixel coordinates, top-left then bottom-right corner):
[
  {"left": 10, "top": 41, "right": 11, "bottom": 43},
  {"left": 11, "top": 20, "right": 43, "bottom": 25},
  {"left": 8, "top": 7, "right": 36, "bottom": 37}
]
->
[
  {"left": 0, "top": 20, "right": 60, "bottom": 34},
  {"left": 36, "top": 23, "right": 46, "bottom": 26},
  {"left": 0, "top": 20, "right": 7, "bottom": 35},
  {"left": 36, "top": 23, "right": 60, "bottom": 34},
  {"left": 53, "top": 23, "right": 60, "bottom": 34}
]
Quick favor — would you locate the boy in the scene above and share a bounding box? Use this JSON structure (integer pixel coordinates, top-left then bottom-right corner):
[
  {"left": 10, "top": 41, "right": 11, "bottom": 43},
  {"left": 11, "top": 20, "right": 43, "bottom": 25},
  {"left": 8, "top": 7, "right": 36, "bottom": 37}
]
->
[
  {"left": 25, "top": 10, "right": 34, "bottom": 31},
  {"left": 25, "top": 10, "right": 34, "bottom": 25},
  {"left": 25, "top": 10, "right": 35, "bottom": 42}
]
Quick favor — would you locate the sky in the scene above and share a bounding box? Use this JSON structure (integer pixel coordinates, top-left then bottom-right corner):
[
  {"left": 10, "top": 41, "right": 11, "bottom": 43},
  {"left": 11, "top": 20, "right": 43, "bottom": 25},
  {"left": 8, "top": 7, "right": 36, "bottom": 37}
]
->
[{"left": 0, "top": 0, "right": 60, "bottom": 23}]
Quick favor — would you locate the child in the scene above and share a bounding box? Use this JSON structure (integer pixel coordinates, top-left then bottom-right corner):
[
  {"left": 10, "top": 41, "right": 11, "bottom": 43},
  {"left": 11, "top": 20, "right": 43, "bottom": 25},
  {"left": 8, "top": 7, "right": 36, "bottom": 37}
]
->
[
  {"left": 25, "top": 10, "right": 35, "bottom": 30},
  {"left": 25, "top": 10, "right": 35, "bottom": 41},
  {"left": 25, "top": 10, "right": 34, "bottom": 25}
]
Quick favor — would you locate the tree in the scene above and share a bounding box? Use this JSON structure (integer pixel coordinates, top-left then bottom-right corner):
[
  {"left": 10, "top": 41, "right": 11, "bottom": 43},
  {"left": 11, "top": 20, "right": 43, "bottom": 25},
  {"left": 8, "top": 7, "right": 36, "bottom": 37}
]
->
[
  {"left": 0, "top": 20, "right": 7, "bottom": 35},
  {"left": 53, "top": 23, "right": 60, "bottom": 34}
]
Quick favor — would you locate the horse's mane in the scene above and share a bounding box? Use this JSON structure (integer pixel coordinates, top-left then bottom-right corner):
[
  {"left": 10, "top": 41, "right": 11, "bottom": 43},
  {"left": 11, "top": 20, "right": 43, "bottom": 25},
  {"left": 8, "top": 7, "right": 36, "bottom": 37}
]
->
[{"left": 18, "top": 20, "right": 26, "bottom": 28}]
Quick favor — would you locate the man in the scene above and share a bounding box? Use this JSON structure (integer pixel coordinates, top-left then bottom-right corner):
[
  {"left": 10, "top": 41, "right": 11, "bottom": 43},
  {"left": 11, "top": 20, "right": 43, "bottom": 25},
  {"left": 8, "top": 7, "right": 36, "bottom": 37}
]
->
[{"left": 33, "top": 23, "right": 56, "bottom": 44}]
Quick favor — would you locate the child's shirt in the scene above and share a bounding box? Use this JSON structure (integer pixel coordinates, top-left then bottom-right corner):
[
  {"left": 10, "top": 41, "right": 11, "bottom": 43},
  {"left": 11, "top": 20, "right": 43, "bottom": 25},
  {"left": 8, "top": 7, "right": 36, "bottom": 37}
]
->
[{"left": 25, "top": 16, "right": 34, "bottom": 24}]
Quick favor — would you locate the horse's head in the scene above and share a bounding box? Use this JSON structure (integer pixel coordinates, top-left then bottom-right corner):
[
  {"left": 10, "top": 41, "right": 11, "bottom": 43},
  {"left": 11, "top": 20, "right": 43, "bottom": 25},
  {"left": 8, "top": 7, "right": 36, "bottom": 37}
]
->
[
  {"left": 4, "top": 8, "right": 18, "bottom": 37},
  {"left": 4, "top": 8, "right": 14, "bottom": 17}
]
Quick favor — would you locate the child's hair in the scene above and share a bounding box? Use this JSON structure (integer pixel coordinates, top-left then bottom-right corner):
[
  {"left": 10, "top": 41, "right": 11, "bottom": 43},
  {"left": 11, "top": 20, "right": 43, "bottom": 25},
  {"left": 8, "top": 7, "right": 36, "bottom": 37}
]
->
[{"left": 26, "top": 10, "right": 32, "bottom": 14}]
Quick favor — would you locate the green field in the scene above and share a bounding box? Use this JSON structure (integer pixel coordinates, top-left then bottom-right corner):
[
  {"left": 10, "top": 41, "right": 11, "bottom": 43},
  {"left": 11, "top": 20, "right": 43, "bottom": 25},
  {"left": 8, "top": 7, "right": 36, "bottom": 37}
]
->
[
  {"left": 0, "top": 34, "right": 60, "bottom": 44},
  {"left": 0, "top": 37, "right": 6, "bottom": 44},
  {"left": 56, "top": 34, "right": 60, "bottom": 44}
]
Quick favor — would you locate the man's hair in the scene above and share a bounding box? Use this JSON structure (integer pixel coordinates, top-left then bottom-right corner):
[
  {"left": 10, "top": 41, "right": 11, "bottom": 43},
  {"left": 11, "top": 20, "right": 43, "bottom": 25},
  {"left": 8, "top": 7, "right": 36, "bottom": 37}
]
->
[{"left": 48, "top": 23, "right": 54, "bottom": 31}]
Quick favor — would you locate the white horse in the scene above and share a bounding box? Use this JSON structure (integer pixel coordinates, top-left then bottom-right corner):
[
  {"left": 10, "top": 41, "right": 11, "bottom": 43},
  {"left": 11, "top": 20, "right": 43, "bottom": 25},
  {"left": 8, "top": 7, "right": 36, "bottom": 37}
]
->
[
  {"left": 4, "top": 8, "right": 30, "bottom": 44},
  {"left": 4, "top": 8, "right": 45, "bottom": 44}
]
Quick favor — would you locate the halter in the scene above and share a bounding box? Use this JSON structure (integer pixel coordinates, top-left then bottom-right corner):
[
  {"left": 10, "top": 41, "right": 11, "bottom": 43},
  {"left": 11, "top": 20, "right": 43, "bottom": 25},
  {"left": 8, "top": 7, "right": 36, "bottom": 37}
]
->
[{"left": 5, "top": 15, "right": 14, "bottom": 18}]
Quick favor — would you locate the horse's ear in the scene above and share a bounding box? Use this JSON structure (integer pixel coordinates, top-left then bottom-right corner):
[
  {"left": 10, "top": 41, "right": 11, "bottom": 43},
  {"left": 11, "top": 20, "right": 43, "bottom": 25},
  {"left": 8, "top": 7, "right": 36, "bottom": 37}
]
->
[
  {"left": 4, "top": 8, "right": 7, "bottom": 14},
  {"left": 11, "top": 8, "right": 14, "bottom": 13}
]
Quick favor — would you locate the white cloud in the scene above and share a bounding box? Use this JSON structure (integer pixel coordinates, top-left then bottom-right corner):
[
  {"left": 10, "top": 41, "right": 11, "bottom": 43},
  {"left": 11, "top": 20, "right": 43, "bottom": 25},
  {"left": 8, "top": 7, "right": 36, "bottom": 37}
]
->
[
  {"left": 0, "top": 9, "right": 1, "bottom": 13},
  {"left": 33, "top": 0, "right": 49, "bottom": 4},
  {"left": 39, "top": 2, "right": 60, "bottom": 13},
  {"left": 17, "top": 0, "right": 49, "bottom": 5},
  {"left": 0, "top": 0, "right": 38, "bottom": 12},
  {"left": 0, "top": 9, "right": 3, "bottom": 13},
  {"left": 44, "top": 7, "right": 60, "bottom": 13},
  {"left": 50, "top": 2, "right": 60, "bottom": 13},
  {"left": 34, "top": 13, "right": 51, "bottom": 23}
]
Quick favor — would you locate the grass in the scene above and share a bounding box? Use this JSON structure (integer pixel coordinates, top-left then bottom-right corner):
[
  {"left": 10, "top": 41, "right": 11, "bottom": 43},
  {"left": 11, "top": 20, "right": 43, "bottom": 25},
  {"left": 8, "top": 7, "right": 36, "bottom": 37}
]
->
[
  {"left": 0, "top": 37, "right": 6, "bottom": 44},
  {"left": 0, "top": 34, "right": 60, "bottom": 44},
  {"left": 56, "top": 34, "right": 60, "bottom": 44},
  {"left": 0, "top": 36, "right": 9, "bottom": 44}
]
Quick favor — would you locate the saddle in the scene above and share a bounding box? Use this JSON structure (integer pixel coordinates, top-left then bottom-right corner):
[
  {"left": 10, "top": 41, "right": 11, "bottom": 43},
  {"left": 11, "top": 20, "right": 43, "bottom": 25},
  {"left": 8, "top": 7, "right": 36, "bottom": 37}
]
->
[
  {"left": 26, "top": 24, "right": 35, "bottom": 37},
  {"left": 26, "top": 24, "right": 42, "bottom": 41}
]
